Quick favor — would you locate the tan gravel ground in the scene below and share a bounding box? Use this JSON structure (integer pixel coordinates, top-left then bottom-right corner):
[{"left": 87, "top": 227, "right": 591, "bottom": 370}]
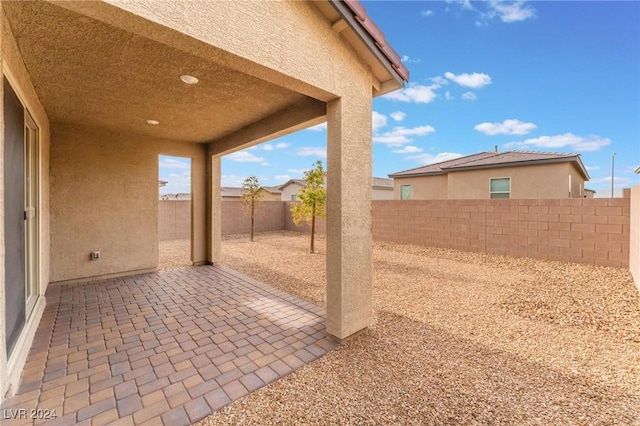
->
[{"left": 162, "top": 232, "right": 640, "bottom": 425}]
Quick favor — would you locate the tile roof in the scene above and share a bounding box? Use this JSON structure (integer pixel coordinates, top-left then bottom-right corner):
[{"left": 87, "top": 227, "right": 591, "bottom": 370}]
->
[
  {"left": 260, "top": 185, "right": 282, "bottom": 194},
  {"left": 389, "top": 150, "right": 590, "bottom": 180},
  {"left": 372, "top": 177, "right": 393, "bottom": 188},
  {"left": 342, "top": 0, "right": 409, "bottom": 82},
  {"left": 277, "top": 179, "right": 307, "bottom": 190},
  {"left": 221, "top": 187, "right": 243, "bottom": 197}
]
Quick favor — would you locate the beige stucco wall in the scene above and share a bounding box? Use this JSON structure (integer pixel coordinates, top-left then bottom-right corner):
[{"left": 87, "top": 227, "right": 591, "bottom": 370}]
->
[
  {"left": 631, "top": 185, "right": 640, "bottom": 292},
  {"left": 280, "top": 183, "right": 304, "bottom": 201},
  {"left": 0, "top": 11, "right": 52, "bottom": 400},
  {"left": 257, "top": 189, "right": 281, "bottom": 201},
  {"left": 50, "top": 124, "right": 207, "bottom": 282},
  {"left": 372, "top": 187, "right": 393, "bottom": 200},
  {"left": 447, "top": 163, "right": 584, "bottom": 199},
  {"left": 92, "top": 0, "right": 364, "bottom": 103},
  {"left": 393, "top": 174, "right": 447, "bottom": 200}
]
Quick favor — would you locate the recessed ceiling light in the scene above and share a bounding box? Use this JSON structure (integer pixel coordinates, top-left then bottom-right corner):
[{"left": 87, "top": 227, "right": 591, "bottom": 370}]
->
[
  {"left": 146, "top": 119, "right": 159, "bottom": 125},
  {"left": 180, "top": 75, "right": 199, "bottom": 85}
]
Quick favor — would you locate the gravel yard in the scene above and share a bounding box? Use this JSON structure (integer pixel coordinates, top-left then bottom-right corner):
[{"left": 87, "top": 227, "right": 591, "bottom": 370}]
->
[{"left": 161, "top": 232, "right": 640, "bottom": 425}]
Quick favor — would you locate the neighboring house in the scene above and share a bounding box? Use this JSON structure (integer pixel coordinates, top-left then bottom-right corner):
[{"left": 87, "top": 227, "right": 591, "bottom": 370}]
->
[
  {"left": 280, "top": 176, "right": 393, "bottom": 200},
  {"left": 584, "top": 188, "right": 596, "bottom": 198},
  {"left": 160, "top": 192, "right": 191, "bottom": 200},
  {"left": 279, "top": 179, "right": 307, "bottom": 201},
  {"left": 159, "top": 180, "right": 168, "bottom": 188},
  {"left": 0, "top": 0, "right": 408, "bottom": 398},
  {"left": 389, "top": 150, "right": 591, "bottom": 200},
  {"left": 258, "top": 185, "right": 282, "bottom": 201},
  {"left": 372, "top": 177, "right": 394, "bottom": 200},
  {"left": 221, "top": 187, "right": 243, "bottom": 201}
]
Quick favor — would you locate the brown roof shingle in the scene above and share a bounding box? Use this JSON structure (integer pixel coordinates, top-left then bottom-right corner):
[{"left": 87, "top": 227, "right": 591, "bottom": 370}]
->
[{"left": 389, "top": 150, "right": 590, "bottom": 180}]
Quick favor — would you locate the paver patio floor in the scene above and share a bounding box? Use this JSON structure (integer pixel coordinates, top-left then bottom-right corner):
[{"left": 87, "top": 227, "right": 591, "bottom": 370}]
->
[{"left": 1, "top": 266, "right": 336, "bottom": 425}]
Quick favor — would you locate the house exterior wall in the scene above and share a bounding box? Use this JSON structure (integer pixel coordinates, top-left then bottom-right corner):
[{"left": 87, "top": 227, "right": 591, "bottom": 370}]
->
[
  {"left": 393, "top": 174, "right": 447, "bottom": 200},
  {"left": 257, "top": 189, "right": 281, "bottom": 201},
  {"left": 49, "top": 123, "right": 207, "bottom": 283},
  {"left": 0, "top": 12, "right": 52, "bottom": 400},
  {"left": 447, "top": 163, "right": 584, "bottom": 199},
  {"left": 630, "top": 185, "right": 640, "bottom": 291},
  {"left": 372, "top": 187, "right": 394, "bottom": 200},
  {"left": 280, "top": 183, "right": 304, "bottom": 201}
]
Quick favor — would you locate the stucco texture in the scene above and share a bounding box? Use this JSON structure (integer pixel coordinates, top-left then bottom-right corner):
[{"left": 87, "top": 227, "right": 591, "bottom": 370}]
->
[
  {"left": 631, "top": 185, "right": 640, "bottom": 291},
  {"left": 395, "top": 163, "right": 586, "bottom": 200},
  {"left": 49, "top": 124, "right": 207, "bottom": 283},
  {"left": 1, "top": 9, "right": 52, "bottom": 400},
  {"left": 448, "top": 163, "right": 584, "bottom": 199}
]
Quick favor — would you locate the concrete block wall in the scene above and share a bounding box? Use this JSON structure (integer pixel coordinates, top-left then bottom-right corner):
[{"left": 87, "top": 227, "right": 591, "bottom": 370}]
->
[
  {"left": 284, "top": 201, "right": 326, "bottom": 234},
  {"left": 159, "top": 197, "right": 633, "bottom": 269},
  {"left": 222, "top": 201, "right": 286, "bottom": 235},
  {"left": 158, "top": 200, "right": 191, "bottom": 241},
  {"left": 372, "top": 197, "right": 631, "bottom": 268}
]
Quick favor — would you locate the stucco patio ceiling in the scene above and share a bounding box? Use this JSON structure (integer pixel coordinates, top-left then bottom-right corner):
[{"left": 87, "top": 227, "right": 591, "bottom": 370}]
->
[{"left": 3, "top": 1, "right": 320, "bottom": 144}]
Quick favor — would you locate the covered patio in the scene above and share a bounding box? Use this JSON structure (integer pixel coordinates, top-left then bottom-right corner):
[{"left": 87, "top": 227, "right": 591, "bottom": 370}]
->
[
  {"left": 0, "top": 0, "right": 408, "bottom": 406},
  {"left": 1, "top": 266, "right": 336, "bottom": 425}
]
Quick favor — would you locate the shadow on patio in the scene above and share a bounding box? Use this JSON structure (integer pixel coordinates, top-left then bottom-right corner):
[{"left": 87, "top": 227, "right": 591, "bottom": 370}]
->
[{"left": 0, "top": 266, "right": 336, "bottom": 425}]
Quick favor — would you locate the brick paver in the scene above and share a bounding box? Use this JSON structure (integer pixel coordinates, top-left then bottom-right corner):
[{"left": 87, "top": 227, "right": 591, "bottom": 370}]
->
[{"left": 1, "top": 266, "right": 336, "bottom": 425}]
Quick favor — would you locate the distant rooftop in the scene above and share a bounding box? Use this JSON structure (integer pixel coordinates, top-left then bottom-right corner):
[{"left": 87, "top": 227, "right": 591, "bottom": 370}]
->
[
  {"left": 389, "top": 150, "right": 590, "bottom": 180},
  {"left": 372, "top": 177, "right": 393, "bottom": 189}
]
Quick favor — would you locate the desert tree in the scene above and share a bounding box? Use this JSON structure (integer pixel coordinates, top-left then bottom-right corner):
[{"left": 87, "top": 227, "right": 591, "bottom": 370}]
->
[
  {"left": 241, "top": 175, "right": 262, "bottom": 242},
  {"left": 291, "top": 160, "right": 326, "bottom": 253}
]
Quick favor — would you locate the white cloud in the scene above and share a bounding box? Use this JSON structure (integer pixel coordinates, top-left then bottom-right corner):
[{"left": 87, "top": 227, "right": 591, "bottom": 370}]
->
[
  {"left": 421, "top": 10, "right": 434, "bottom": 17},
  {"left": 275, "top": 175, "right": 291, "bottom": 181},
  {"left": 489, "top": 1, "right": 536, "bottom": 23},
  {"left": 586, "top": 166, "right": 600, "bottom": 171},
  {"left": 307, "top": 123, "right": 327, "bottom": 131},
  {"left": 409, "top": 152, "right": 464, "bottom": 165},
  {"left": 431, "top": 76, "right": 449, "bottom": 86},
  {"left": 159, "top": 158, "right": 190, "bottom": 170},
  {"left": 260, "top": 162, "right": 271, "bottom": 166},
  {"left": 372, "top": 111, "right": 388, "bottom": 132},
  {"left": 383, "top": 83, "right": 439, "bottom": 104},
  {"left": 373, "top": 125, "right": 436, "bottom": 145},
  {"left": 262, "top": 144, "right": 274, "bottom": 151},
  {"left": 462, "top": 91, "right": 477, "bottom": 100},
  {"left": 296, "top": 147, "right": 327, "bottom": 158},
  {"left": 287, "top": 168, "right": 307, "bottom": 175},
  {"left": 505, "top": 133, "right": 611, "bottom": 152},
  {"left": 401, "top": 55, "right": 422, "bottom": 64},
  {"left": 221, "top": 174, "right": 245, "bottom": 187},
  {"left": 160, "top": 170, "right": 191, "bottom": 195},
  {"left": 226, "top": 150, "right": 265, "bottom": 162},
  {"left": 444, "top": 71, "right": 492, "bottom": 88},
  {"left": 445, "top": 91, "right": 453, "bottom": 101},
  {"left": 449, "top": 0, "right": 535, "bottom": 25},
  {"left": 275, "top": 142, "right": 290, "bottom": 149},
  {"left": 474, "top": 119, "right": 537, "bottom": 135},
  {"left": 393, "top": 146, "right": 423, "bottom": 154},
  {"left": 390, "top": 111, "right": 406, "bottom": 122}
]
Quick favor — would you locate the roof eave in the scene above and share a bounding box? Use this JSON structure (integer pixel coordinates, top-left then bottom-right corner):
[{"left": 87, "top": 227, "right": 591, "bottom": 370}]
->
[{"left": 328, "top": 0, "right": 407, "bottom": 96}]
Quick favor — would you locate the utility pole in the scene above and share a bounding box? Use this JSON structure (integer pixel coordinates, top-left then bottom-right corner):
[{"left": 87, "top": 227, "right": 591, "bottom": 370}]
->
[{"left": 611, "top": 152, "right": 616, "bottom": 198}]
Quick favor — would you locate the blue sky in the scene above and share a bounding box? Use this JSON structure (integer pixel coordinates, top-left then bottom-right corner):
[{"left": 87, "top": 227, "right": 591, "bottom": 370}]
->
[{"left": 160, "top": 1, "right": 639, "bottom": 197}]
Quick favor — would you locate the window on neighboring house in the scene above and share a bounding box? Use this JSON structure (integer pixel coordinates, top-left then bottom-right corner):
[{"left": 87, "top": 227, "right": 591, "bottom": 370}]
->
[
  {"left": 400, "top": 185, "right": 412, "bottom": 200},
  {"left": 291, "top": 194, "right": 297, "bottom": 201},
  {"left": 490, "top": 178, "right": 510, "bottom": 199}
]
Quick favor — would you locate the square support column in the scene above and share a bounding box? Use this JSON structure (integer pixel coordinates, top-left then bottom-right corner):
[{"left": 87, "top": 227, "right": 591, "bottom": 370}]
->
[
  {"left": 326, "top": 93, "right": 373, "bottom": 340},
  {"left": 206, "top": 154, "right": 222, "bottom": 264}
]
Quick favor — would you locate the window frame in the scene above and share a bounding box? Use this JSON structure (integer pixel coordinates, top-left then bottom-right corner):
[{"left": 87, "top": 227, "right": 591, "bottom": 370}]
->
[
  {"left": 489, "top": 177, "right": 511, "bottom": 199},
  {"left": 400, "top": 185, "right": 412, "bottom": 200}
]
